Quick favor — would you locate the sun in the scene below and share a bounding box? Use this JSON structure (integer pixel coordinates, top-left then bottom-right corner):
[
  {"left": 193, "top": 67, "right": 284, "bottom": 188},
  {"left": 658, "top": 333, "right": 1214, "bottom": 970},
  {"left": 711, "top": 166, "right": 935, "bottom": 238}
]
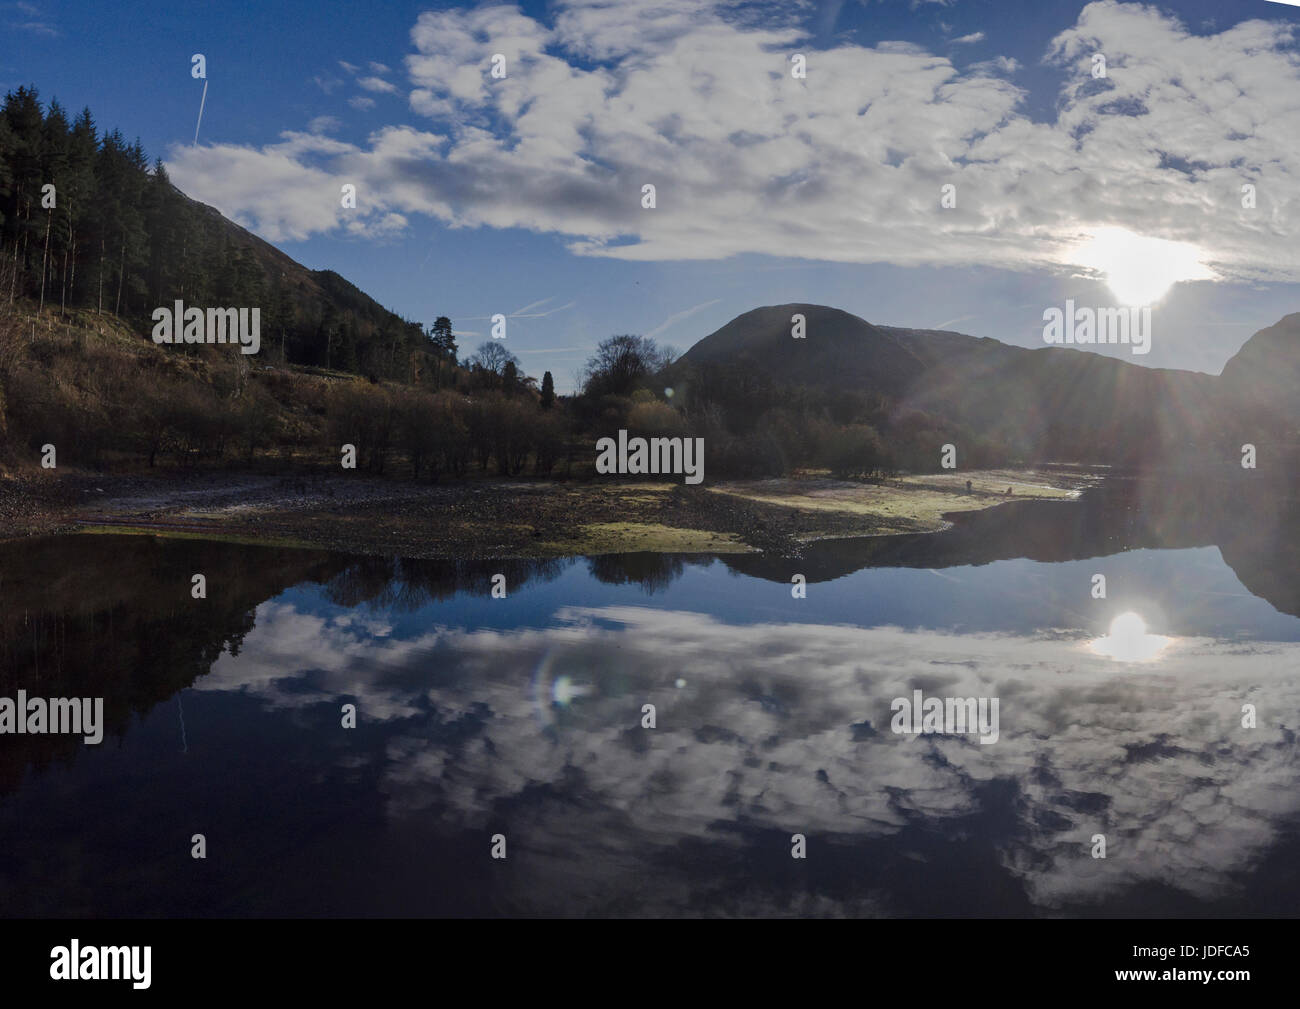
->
[
  {"left": 1089, "top": 610, "right": 1173, "bottom": 662},
  {"left": 1072, "top": 227, "right": 1215, "bottom": 306}
]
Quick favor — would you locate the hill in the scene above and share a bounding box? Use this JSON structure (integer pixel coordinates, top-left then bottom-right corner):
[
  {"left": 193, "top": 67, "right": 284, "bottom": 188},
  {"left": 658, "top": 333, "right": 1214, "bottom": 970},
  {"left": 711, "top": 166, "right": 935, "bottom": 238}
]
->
[
  {"left": 1219, "top": 312, "right": 1300, "bottom": 427},
  {"left": 668, "top": 303, "right": 1286, "bottom": 467},
  {"left": 0, "top": 85, "right": 444, "bottom": 381}
]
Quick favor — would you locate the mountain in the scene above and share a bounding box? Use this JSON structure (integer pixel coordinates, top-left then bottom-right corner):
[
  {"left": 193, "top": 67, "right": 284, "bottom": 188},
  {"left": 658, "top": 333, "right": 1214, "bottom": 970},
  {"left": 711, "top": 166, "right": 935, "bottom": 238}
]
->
[
  {"left": 167, "top": 185, "right": 433, "bottom": 376},
  {"left": 1219, "top": 312, "right": 1300, "bottom": 427},
  {"left": 669, "top": 303, "right": 1287, "bottom": 466},
  {"left": 674, "top": 305, "right": 931, "bottom": 397},
  {"left": 173, "top": 186, "right": 427, "bottom": 362}
]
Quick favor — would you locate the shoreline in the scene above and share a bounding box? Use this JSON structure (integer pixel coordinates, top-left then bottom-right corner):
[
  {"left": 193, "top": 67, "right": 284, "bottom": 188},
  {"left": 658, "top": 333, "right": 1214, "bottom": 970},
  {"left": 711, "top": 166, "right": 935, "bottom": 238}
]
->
[{"left": 1, "top": 466, "right": 1101, "bottom": 560}]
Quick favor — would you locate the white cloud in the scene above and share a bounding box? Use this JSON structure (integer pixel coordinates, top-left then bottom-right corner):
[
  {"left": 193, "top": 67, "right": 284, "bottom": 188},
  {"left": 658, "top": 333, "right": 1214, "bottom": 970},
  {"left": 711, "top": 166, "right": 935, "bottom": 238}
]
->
[
  {"left": 167, "top": 130, "right": 434, "bottom": 241},
  {"left": 306, "top": 115, "right": 342, "bottom": 134},
  {"left": 952, "top": 31, "right": 985, "bottom": 44},
  {"left": 12, "top": 18, "right": 56, "bottom": 35},
  {"left": 338, "top": 59, "right": 360, "bottom": 74},
  {"left": 168, "top": 0, "right": 1300, "bottom": 283},
  {"left": 357, "top": 75, "right": 398, "bottom": 94}
]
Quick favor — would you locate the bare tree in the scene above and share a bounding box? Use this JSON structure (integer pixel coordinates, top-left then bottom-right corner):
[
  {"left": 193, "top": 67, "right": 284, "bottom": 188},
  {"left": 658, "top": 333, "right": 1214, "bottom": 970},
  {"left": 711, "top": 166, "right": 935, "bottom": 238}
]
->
[
  {"left": 468, "top": 340, "right": 520, "bottom": 376},
  {"left": 581, "top": 334, "right": 674, "bottom": 397}
]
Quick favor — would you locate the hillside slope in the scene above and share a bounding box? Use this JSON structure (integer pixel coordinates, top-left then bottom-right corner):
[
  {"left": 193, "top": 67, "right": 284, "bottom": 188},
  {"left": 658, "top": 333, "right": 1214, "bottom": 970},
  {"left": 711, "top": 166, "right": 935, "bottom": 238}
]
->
[{"left": 672, "top": 303, "right": 1280, "bottom": 465}]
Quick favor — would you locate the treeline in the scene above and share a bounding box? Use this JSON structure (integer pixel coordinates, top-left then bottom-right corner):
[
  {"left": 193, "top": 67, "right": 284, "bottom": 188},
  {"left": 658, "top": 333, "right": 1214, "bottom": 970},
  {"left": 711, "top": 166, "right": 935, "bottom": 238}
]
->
[
  {"left": 1, "top": 85, "right": 1002, "bottom": 482},
  {"left": 327, "top": 383, "right": 567, "bottom": 478},
  {"left": 671, "top": 356, "right": 1011, "bottom": 476},
  {"left": 0, "top": 307, "right": 573, "bottom": 476},
  {"left": 571, "top": 336, "right": 1008, "bottom": 478},
  {"left": 0, "top": 86, "right": 437, "bottom": 382}
]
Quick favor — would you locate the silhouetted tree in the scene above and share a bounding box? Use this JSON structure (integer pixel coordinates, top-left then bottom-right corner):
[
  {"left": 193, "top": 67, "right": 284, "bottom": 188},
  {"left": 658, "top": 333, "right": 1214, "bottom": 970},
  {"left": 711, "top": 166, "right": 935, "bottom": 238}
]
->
[
  {"left": 581, "top": 334, "right": 672, "bottom": 398},
  {"left": 468, "top": 340, "right": 518, "bottom": 376},
  {"left": 429, "top": 316, "right": 456, "bottom": 359}
]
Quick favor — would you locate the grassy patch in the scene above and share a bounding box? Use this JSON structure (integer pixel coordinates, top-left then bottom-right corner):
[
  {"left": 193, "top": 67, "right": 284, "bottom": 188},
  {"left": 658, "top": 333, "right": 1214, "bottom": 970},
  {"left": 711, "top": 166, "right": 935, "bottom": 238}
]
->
[
  {"left": 74, "top": 524, "right": 318, "bottom": 551},
  {"left": 709, "top": 469, "right": 1087, "bottom": 535},
  {"left": 542, "top": 521, "right": 751, "bottom": 555}
]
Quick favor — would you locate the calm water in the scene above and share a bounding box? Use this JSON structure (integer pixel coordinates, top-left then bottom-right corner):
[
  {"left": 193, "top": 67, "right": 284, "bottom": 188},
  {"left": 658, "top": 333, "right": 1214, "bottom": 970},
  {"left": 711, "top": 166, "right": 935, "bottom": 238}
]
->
[{"left": 2, "top": 479, "right": 1299, "bottom": 917}]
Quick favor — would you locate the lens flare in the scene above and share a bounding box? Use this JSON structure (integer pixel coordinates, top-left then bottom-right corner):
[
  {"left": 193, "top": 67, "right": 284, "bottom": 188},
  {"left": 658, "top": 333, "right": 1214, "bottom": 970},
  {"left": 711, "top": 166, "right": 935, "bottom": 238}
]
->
[{"left": 530, "top": 650, "right": 595, "bottom": 731}]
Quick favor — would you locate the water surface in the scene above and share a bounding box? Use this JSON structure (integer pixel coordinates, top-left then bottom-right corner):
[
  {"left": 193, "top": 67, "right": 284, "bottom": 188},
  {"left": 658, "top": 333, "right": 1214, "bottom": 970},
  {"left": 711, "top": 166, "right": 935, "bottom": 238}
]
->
[{"left": 2, "top": 479, "right": 1298, "bottom": 916}]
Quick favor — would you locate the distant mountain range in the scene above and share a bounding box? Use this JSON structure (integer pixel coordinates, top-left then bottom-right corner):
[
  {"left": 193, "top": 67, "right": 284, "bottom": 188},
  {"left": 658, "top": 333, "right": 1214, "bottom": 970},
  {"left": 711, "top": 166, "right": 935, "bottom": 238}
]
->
[{"left": 672, "top": 304, "right": 1299, "bottom": 466}]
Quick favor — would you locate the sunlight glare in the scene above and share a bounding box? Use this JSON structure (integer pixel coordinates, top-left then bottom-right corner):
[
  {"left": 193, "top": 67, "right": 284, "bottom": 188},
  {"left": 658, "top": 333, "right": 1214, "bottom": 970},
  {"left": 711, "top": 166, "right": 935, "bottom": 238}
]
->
[
  {"left": 1072, "top": 227, "right": 1214, "bottom": 306},
  {"left": 1089, "top": 610, "right": 1172, "bottom": 662}
]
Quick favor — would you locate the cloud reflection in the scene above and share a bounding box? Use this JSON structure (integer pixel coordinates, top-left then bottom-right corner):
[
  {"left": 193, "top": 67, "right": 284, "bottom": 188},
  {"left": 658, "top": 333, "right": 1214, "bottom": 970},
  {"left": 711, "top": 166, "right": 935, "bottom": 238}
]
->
[{"left": 205, "top": 601, "right": 1300, "bottom": 915}]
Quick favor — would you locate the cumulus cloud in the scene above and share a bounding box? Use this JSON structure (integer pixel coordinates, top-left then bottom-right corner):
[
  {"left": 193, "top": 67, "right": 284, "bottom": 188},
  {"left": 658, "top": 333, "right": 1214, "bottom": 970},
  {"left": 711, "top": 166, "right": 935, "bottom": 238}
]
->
[
  {"left": 166, "top": 129, "right": 438, "bottom": 240},
  {"left": 168, "top": 1, "right": 1300, "bottom": 281},
  {"left": 357, "top": 75, "right": 398, "bottom": 94},
  {"left": 202, "top": 599, "right": 1300, "bottom": 914}
]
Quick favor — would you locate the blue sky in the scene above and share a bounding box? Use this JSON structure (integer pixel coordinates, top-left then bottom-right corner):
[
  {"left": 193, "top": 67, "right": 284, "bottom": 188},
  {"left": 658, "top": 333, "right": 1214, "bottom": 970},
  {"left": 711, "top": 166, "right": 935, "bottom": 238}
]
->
[{"left": 6, "top": 0, "right": 1300, "bottom": 390}]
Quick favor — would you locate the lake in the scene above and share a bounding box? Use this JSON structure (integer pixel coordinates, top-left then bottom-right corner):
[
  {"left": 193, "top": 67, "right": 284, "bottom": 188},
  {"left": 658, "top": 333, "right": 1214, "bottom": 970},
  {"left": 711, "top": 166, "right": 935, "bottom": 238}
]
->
[{"left": 2, "top": 478, "right": 1299, "bottom": 917}]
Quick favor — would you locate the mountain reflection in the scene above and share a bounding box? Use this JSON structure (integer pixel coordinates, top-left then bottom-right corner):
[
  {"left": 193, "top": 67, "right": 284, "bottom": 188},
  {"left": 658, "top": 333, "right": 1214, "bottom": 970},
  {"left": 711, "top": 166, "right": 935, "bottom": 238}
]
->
[{"left": 1, "top": 473, "right": 1299, "bottom": 916}]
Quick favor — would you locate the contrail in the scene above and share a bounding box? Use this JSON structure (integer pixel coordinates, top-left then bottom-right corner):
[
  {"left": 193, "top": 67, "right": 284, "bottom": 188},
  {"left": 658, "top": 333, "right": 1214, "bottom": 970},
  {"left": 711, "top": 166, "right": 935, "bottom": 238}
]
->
[{"left": 193, "top": 79, "right": 208, "bottom": 145}]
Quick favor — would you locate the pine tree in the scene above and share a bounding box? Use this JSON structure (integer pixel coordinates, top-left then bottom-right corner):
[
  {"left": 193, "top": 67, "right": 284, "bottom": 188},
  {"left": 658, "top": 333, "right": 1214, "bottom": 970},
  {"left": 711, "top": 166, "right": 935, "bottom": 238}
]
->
[
  {"left": 430, "top": 315, "right": 456, "bottom": 359},
  {"left": 37, "top": 98, "right": 70, "bottom": 312},
  {"left": 2, "top": 86, "right": 43, "bottom": 304},
  {"left": 144, "top": 158, "right": 181, "bottom": 304},
  {"left": 63, "top": 107, "right": 98, "bottom": 310}
]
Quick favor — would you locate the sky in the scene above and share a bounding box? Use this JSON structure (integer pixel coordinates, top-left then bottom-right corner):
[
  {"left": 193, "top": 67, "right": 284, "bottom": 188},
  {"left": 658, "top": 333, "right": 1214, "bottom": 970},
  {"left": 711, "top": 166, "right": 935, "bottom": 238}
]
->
[
  {"left": 6, "top": 0, "right": 1300, "bottom": 390},
  {"left": 200, "top": 565, "right": 1300, "bottom": 912}
]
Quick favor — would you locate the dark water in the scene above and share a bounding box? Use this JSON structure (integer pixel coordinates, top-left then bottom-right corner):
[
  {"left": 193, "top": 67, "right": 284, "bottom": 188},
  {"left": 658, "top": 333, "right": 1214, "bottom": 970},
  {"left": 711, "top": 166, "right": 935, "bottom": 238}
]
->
[{"left": 2, "top": 478, "right": 1299, "bottom": 917}]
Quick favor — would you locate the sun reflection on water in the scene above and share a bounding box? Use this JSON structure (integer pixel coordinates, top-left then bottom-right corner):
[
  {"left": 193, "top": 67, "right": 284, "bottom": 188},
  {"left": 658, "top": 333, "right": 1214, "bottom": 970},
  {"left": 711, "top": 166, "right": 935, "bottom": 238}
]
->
[{"left": 1089, "top": 611, "right": 1173, "bottom": 662}]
